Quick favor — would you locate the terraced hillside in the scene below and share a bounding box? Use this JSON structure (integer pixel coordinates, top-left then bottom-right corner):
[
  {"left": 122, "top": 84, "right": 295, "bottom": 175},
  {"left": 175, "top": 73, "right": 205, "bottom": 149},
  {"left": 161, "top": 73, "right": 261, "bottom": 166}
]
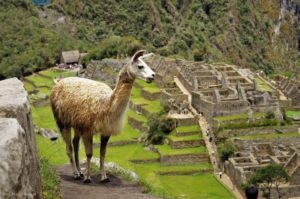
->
[{"left": 26, "top": 68, "right": 234, "bottom": 199}]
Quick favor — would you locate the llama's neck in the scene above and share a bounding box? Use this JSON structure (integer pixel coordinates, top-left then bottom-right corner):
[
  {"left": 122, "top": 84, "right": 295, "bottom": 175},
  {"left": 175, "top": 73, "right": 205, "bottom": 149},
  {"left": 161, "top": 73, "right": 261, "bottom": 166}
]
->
[{"left": 109, "top": 70, "right": 134, "bottom": 118}]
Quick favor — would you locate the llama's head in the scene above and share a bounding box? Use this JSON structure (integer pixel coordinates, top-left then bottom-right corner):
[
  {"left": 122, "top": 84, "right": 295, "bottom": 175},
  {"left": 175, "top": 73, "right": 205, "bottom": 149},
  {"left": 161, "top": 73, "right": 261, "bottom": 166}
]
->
[{"left": 127, "top": 50, "right": 156, "bottom": 83}]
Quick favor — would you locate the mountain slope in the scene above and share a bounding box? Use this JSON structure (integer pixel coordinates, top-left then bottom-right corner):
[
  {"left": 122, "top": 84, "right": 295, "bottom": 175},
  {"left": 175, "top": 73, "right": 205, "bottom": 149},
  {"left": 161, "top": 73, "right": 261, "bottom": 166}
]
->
[{"left": 1, "top": 0, "right": 300, "bottom": 78}]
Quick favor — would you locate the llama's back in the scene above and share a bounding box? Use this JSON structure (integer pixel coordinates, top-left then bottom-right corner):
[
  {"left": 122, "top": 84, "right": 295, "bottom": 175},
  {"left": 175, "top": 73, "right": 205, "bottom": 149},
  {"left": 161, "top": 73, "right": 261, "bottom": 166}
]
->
[{"left": 50, "top": 77, "right": 112, "bottom": 133}]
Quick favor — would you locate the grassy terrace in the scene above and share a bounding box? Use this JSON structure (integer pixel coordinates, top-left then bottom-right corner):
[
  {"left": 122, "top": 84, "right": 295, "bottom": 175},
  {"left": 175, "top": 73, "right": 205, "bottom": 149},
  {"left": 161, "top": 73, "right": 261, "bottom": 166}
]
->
[
  {"left": 237, "top": 132, "right": 300, "bottom": 140},
  {"left": 135, "top": 79, "right": 160, "bottom": 93},
  {"left": 127, "top": 109, "right": 147, "bottom": 122},
  {"left": 131, "top": 83, "right": 161, "bottom": 113},
  {"left": 214, "top": 112, "right": 265, "bottom": 121},
  {"left": 169, "top": 134, "right": 202, "bottom": 142},
  {"left": 287, "top": 110, "right": 300, "bottom": 118},
  {"left": 157, "top": 145, "right": 207, "bottom": 155},
  {"left": 39, "top": 69, "right": 76, "bottom": 79},
  {"left": 27, "top": 74, "right": 54, "bottom": 87},
  {"left": 176, "top": 125, "right": 201, "bottom": 133},
  {"left": 255, "top": 77, "right": 274, "bottom": 92}
]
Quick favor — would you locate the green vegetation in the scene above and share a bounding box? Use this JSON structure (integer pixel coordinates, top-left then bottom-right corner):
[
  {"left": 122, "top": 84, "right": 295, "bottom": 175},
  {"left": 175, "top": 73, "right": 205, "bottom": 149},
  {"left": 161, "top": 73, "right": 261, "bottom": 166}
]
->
[
  {"left": 286, "top": 110, "right": 300, "bottom": 118},
  {"left": 176, "top": 125, "right": 201, "bottom": 133},
  {"left": 255, "top": 77, "right": 274, "bottom": 92},
  {"left": 248, "top": 164, "right": 289, "bottom": 199},
  {"left": 40, "top": 158, "right": 60, "bottom": 199},
  {"left": 127, "top": 109, "right": 147, "bottom": 122},
  {"left": 158, "top": 145, "right": 207, "bottom": 155},
  {"left": 214, "top": 112, "right": 265, "bottom": 122},
  {"left": 169, "top": 134, "right": 202, "bottom": 142},
  {"left": 2, "top": 0, "right": 300, "bottom": 78}
]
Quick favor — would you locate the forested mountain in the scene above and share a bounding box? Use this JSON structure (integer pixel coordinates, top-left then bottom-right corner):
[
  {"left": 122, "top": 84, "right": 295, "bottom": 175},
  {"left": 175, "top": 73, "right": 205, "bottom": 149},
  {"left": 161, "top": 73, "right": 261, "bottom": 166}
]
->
[{"left": 1, "top": 0, "right": 300, "bottom": 78}]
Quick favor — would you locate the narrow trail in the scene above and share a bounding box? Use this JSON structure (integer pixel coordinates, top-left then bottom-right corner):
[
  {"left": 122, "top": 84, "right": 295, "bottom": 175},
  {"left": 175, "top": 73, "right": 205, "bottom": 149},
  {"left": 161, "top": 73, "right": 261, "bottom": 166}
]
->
[
  {"left": 174, "top": 77, "right": 244, "bottom": 199},
  {"left": 57, "top": 164, "right": 159, "bottom": 199}
]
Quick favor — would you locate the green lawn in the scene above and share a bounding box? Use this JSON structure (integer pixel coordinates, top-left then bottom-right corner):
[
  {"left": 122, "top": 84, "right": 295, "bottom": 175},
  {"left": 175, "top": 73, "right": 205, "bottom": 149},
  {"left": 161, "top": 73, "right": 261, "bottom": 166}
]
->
[
  {"left": 287, "top": 111, "right": 300, "bottom": 118},
  {"left": 31, "top": 105, "right": 58, "bottom": 130},
  {"left": 158, "top": 145, "right": 207, "bottom": 155},
  {"left": 255, "top": 77, "right": 274, "bottom": 92},
  {"left": 176, "top": 125, "right": 201, "bottom": 133},
  {"left": 27, "top": 74, "right": 54, "bottom": 87},
  {"left": 39, "top": 69, "right": 76, "bottom": 79},
  {"left": 127, "top": 109, "right": 147, "bottom": 122},
  {"left": 169, "top": 134, "right": 202, "bottom": 142},
  {"left": 214, "top": 112, "right": 265, "bottom": 122},
  {"left": 24, "top": 81, "right": 35, "bottom": 92}
]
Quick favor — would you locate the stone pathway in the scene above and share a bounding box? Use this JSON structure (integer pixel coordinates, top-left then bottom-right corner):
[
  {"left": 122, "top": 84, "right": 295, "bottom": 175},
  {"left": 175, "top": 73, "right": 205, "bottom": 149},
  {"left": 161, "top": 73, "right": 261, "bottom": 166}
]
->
[
  {"left": 174, "top": 76, "right": 244, "bottom": 199},
  {"left": 57, "top": 164, "right": 159, "bottom": 199}
]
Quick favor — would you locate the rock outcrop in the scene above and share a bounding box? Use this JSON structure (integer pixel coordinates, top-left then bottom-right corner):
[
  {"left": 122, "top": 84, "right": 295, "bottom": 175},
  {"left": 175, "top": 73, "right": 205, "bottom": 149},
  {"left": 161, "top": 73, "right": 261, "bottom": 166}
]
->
[{"left": 0, "top": 78, "right": 41, "bottom": 199}]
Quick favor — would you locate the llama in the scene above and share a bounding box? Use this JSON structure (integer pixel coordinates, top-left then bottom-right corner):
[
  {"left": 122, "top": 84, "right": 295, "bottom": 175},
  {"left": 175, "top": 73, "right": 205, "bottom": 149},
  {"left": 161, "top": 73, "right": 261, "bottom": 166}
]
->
[{"left": 50, "top": 50, "right": 155, "bottom": 183}]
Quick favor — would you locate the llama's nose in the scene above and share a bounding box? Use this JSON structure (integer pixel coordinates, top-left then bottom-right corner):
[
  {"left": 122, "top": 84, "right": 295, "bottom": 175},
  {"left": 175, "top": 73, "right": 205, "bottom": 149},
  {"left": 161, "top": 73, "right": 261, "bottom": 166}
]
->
[{"left": 152, "top": 73, "right": 156, "bottom": 78}]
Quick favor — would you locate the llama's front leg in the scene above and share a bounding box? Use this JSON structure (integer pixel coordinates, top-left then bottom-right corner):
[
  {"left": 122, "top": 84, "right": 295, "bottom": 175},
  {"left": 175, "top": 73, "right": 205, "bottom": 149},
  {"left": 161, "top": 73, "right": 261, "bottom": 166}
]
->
[
  {"left": 100, "top": 135, "right": 110, "bottom": 183},
  {"left": 82, "top": 135, "right": 93, "bottom": 183}
]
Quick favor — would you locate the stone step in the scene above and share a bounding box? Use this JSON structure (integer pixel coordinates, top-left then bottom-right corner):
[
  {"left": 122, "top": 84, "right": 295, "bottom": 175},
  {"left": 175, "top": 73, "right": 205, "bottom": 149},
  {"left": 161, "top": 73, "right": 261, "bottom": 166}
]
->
[
  {"left": 141, "top": 88, "right": 161, "bottom": 101},
  {"left": 156, "top": 168, "right": 212, "bottom": 175},
  {"left": 157, "top": 145, "right": 209, "bottom": 166},
  {"left": 169, "top": 135, "right": 205, "bottom": 149}
]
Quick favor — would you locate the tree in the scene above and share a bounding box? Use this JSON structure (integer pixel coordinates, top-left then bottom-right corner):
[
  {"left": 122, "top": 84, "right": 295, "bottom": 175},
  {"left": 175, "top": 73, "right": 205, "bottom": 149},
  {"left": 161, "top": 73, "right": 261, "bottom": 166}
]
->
[
  {"left": 248, "top": 164, "right": 289, "bottom": 199},
  {"left": 218, "top": 141, "right": 235, "bottom": 162}
]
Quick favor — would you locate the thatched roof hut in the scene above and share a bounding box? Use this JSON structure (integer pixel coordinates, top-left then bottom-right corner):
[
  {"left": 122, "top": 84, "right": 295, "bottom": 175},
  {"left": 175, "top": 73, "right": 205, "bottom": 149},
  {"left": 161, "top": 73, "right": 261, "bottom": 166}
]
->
[{"left": 60, "top": 50, "right": 80, "bottom": 64}]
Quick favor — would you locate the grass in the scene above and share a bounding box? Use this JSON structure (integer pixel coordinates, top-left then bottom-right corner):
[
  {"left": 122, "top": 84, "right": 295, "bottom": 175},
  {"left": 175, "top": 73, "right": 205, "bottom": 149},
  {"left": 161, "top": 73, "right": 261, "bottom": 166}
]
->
[
  {"left": 39, "top": 69, "right": 76, "bottom": 79},
  {"left": 109, "top": 119, "right": 141, "bottom": 142},
  {"left": 214, "top": 112, "right": 265, "bottom": 122},
  {"left": 255, "top": 77, "right": 274, "bottom": 92},
  {"left": 176, "top": 125, "right": 201, "bottom": 133},
  {"left": 27, "top": 74, "right": 54, "bottom": 87},
  {"left": 287, "top": 111, "right": 300, "bottom": 118},
  {"left": 157, "top": 145, "right": 207, "bottom": 155},
  {"left": 24, "top": 81, "right": 35, "bottom": 92},
  {"left": 157, "top": 174, "right": 235, "bottom": 199},
  {"left": 169, "top": 134, "right": 202, "bottom": 142},
  {"left": 127, "top": 109, "right": 147, "bottom": 122},
  {"left": 40, "top": 158, "right": 61, "bottom": 199},
  {"left": 31, "top": 105, "right": 57, "bottom": 130}
]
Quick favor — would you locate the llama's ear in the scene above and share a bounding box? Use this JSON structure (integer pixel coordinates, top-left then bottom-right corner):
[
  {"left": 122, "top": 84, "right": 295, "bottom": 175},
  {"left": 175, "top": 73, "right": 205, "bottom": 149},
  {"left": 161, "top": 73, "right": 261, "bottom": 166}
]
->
[{"left": 131, "top": 50, "right": 146, "bottom": 63}]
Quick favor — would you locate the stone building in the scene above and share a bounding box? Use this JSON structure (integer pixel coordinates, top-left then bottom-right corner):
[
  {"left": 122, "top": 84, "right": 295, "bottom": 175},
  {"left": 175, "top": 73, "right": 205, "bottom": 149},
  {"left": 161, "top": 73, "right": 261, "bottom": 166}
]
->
[
  {"left": 276, "top": 76, "right": 300, "bottom": 107},
  {"left": 225, "top": 143, "right": 300, "bottom": 198},
  {"left": 146, "top": 55, "right": 281, "bottom": 121}
]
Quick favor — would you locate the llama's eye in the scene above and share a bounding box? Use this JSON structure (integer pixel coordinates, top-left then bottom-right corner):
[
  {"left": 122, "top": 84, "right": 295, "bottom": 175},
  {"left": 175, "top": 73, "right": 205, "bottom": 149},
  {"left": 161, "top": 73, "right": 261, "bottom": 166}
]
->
[{"left": 138, "top": 65, "right": 144, "bottom": 69}]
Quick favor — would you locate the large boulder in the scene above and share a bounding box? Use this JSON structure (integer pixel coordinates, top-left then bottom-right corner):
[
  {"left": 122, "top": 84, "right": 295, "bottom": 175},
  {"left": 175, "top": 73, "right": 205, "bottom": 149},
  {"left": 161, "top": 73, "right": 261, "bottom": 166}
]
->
[{"left": 0, "top": 78, "right": 41, "bottom": 199}]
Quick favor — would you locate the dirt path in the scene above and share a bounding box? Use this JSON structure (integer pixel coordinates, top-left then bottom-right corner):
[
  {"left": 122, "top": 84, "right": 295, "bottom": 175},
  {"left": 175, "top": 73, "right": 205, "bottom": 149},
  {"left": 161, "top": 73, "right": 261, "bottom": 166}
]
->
[{"left": 57, "top": 164, "right": 159, "bottom": 199}]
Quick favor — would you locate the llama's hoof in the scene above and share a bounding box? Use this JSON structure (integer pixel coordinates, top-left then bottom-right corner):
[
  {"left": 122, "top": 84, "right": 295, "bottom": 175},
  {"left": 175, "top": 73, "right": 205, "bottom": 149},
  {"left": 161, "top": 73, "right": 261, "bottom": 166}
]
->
[
  {"left": 100, "top": 178, "right": 110, "bottom": 183},
  {"left": 83, "top": 177, "right": 92, "bottom": 183},
  {"left": 79, "top": 172, "right": 84, "bottom": 178},
  {"left": 73, "top": 173, "right": 82, "bottom": 180}
]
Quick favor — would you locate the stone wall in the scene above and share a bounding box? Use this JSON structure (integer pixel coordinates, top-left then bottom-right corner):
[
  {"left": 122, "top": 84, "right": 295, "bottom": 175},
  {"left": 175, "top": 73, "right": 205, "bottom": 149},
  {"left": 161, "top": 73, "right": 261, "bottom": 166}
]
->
[
  {"left": 217, "top": 125, "right": 299, "bottom": 138},
  {"left": 0, "top": 78, "right": 41, "bottom": 199},
  {"left": 160, "top": 153, "right": 209, "bottom": 166},
  {"left": 141, "top": 89, "right": 161, "bottom": 101}
]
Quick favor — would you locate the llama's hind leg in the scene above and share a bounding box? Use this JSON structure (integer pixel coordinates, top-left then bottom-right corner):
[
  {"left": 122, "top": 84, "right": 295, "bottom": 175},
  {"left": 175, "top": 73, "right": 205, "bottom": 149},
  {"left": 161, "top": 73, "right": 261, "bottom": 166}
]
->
[
  {"left": 61, "top": 128, "right": 80, "bottom": 179},
  {"left": 72, "top": 132, "right": 83, "bottom": 178},
  {"left": 82, "top": 135, "right": 93, "bottom": 183},
  {"left": 100, "top": 135, "right": 110, "bottom": 183}
]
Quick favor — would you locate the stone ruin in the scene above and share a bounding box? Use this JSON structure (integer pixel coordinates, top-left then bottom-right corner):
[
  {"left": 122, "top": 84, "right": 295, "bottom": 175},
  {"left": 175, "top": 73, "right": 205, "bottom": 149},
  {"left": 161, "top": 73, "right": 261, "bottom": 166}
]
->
[
  {"left": 275, "top": 76, "right": 300, "bottom": 108},
  {"left": 225, "top": 143, "right": 300, "bottom": 198},
  {"left": 146, "top": 55, "right": 282, "bottom": 122}
]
